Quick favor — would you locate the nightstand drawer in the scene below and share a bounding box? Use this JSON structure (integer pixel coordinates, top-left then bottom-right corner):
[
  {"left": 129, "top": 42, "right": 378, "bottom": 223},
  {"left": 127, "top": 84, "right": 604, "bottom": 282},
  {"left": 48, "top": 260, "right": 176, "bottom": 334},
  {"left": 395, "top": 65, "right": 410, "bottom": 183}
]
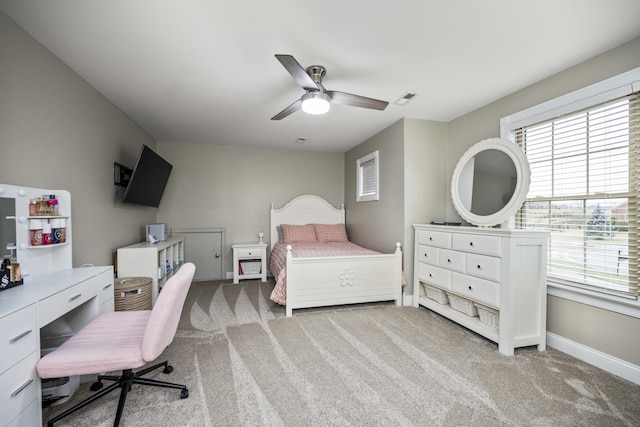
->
[{"left": 237, "top": 248, "right": 263, "bottom": 258}]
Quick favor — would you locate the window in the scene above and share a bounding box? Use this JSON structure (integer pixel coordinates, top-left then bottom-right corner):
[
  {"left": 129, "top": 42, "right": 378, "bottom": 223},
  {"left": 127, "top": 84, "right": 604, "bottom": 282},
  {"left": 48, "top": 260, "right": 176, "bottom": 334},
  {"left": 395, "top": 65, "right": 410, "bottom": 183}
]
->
[
  {"left": 501, "top": 69, "right": 639, "bottom": 301},
  {"left": 356, "top": 150, "right": 379, "bottom": 202}
]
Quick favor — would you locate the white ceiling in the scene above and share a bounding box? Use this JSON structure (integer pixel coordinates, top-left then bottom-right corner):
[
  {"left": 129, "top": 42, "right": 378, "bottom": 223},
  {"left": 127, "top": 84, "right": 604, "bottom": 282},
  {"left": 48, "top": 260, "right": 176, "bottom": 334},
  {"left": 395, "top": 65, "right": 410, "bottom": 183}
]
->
[{"left": 2, "top": 1, "right": 640, "bottom": 153}]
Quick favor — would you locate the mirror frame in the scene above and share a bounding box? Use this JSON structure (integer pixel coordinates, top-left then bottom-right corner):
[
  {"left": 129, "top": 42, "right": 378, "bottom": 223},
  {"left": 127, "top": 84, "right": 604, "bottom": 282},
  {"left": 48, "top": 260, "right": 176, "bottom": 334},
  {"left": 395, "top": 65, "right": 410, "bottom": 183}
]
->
[{"left": 451, "top": 137, "right": 530, "bottom": 228}]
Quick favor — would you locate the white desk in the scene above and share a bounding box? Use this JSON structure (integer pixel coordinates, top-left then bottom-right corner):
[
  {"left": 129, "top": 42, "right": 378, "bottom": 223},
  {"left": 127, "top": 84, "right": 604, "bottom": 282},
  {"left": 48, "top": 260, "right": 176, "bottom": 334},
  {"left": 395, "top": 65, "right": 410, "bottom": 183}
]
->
[{"left": 0, "top": 266, "right": 114, "bottom": 427}]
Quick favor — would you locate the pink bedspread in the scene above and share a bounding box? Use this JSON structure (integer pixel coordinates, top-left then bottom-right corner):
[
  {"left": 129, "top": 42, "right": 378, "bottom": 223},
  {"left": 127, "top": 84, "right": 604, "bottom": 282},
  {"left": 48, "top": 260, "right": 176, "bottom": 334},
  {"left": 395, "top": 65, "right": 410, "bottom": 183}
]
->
[{"left": 269, "top": 242, "right": 401, "bottom": 305}]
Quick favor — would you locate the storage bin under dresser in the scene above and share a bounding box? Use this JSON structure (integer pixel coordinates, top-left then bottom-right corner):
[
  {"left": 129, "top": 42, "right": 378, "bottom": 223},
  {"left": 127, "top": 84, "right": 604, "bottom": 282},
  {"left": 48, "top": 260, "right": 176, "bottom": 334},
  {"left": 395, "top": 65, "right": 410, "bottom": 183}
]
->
[{"left": 413, "top": 224, "right": 548, "bottom": 356}]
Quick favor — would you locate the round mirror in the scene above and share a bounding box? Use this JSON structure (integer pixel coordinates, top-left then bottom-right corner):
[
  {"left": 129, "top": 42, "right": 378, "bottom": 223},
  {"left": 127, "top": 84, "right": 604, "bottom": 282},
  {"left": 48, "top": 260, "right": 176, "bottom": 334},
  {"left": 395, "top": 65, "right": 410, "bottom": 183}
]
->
[{"left": 451, "top": 138, "right": 530, "bottom": 228}]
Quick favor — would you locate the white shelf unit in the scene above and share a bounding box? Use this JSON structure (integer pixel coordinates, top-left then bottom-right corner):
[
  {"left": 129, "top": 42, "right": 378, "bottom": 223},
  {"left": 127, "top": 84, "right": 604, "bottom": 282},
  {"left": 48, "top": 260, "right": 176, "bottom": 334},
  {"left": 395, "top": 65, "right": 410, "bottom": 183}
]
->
[
  {"left": 116, "top": 237, "right": 184, "bottom": 305},
  {"left": 413, "top": 224, "right": 548, "bottom": 356}
]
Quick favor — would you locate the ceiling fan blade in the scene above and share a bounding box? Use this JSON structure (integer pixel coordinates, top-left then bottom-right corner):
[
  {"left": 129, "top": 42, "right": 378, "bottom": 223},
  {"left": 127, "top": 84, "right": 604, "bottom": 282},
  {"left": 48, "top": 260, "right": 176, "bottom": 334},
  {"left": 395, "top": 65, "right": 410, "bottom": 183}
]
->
[
  {"left": 271, "top": 99, "right": 302, "bottom": 120},
  {"left": 275, "top": 54, "right": 319, "bottom": 91},
  {"left": 326, "top": 91, "right": 389, "bottom": 111}
]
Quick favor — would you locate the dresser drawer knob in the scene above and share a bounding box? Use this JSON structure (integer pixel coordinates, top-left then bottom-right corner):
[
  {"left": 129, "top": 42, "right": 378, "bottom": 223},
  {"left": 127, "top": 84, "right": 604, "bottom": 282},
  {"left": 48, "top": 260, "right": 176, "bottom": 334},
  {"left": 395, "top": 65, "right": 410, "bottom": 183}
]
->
[
  {"left": 469, "top": 242, "right": 475, "bottom": 247},
  {"left": 429, "top": 273, "right": 433, "bottom": 278},
  {"left": 429, "top": 237, "right": 433, "bottom": 241},
  {"left": 68, "top": 293, "right": 82, "bottom": 302},
  {"left": 424, "top": 253, "right": 429, "bottom": 258},
  {"left": 477, "top": 265, "right": 482, "bottom": 270},
  {"left": 468, "top": 285, "right": 474, "bottom": 291},
  {"left": 102, "top": 283, "right": 112, "bottom": 291},
  {"left": 10, "top": 329, "right": 32, "bottom": 343},
  {"left": 447, "top": 259, "right": 451, "bottom": 263}
]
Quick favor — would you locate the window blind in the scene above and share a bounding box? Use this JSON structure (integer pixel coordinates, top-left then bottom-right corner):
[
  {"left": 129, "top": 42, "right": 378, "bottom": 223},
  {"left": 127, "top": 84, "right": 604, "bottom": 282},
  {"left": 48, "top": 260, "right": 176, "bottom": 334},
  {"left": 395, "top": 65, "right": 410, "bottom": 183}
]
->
[
  {"left": 361, "top": 158, "right": 377, "bottom": 196},
  {"left": 516, "top": 93, "right": 639, "bottom": 297}
]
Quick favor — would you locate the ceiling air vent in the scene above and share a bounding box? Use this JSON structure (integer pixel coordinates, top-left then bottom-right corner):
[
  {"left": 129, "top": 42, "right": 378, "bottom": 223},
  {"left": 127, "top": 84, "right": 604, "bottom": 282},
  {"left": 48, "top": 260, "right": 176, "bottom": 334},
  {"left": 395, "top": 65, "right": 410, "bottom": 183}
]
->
[{"left": 395, "top": 92, "right": 417, "bottom": 105}]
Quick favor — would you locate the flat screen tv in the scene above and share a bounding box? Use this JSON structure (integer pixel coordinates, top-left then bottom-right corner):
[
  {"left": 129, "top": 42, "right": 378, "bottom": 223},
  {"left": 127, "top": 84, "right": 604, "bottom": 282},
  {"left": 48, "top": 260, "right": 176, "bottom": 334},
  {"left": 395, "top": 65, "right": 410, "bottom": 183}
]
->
[{"left": 121, "top": 145, "right": 173, "bottom": 208}]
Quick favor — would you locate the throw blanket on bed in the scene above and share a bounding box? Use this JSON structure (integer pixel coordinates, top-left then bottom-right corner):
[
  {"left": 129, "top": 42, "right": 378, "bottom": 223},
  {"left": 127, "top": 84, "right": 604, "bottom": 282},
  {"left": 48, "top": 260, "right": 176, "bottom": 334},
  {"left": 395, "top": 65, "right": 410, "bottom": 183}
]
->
[{"left": 269, "top": 242, "right": 401, "bottom": 305}]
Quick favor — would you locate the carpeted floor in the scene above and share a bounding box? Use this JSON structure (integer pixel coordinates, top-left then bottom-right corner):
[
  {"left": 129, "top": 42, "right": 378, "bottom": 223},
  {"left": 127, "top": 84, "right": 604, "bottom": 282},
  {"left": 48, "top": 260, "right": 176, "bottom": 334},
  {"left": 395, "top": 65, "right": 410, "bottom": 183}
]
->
[{"left": 43, "top": 279, "right": 640, "bottom": 426}]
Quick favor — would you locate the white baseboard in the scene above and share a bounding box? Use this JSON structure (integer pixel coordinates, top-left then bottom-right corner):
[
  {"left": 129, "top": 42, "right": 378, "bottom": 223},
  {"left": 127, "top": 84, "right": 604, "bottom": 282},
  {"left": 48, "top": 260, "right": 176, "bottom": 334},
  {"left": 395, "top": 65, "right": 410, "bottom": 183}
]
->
[
  {"left": 547, "top": 332, "right": 640, "bottom": 385},
  {"left": 403, "top": 294, "right": 413, "bottom": 307}
]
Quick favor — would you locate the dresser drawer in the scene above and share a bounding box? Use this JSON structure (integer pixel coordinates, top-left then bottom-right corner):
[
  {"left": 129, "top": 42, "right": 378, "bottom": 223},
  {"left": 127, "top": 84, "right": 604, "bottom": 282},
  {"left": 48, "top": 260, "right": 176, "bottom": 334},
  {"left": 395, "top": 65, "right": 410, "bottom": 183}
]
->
[
  {"left": 452, "top": 272, "right": 500, "bottom": 308},
  {"left": 0, "top": 351, "right": 39, "bottom": 423},
  {"left": 0, "top": 304, "right": 38, "bottom": 375},
  {"left": 438, "top": 249, "right": 465, "bottom": 273},
  {"left": 416, "top": 245, "right": 439, "bottom": 266},
  {"left": 465, "top": 253, "right": 501, "bottom": 282},
  {"left": 452, "top": 233, "right": 502, "bottom": 257},
  {"left": 417, "top": 263, "right": 451, "bottom": 290},
  {"left": 39, "top": 276, "right": 96, "bottom": 327},
  {"left": 417, "top": 230, "right": 451, "bottom": 249},
  {"left": 98, "top": 277, "right": 114, "bottom": 307}
]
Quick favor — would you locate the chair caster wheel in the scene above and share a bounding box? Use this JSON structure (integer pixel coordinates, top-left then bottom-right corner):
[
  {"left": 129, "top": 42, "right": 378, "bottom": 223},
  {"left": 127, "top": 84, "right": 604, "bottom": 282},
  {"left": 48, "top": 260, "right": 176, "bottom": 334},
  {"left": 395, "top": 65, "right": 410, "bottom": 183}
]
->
[
  {"left": 163, "top": 365, "right": 173, "bottom": 374},
  {"left": 90, "top": 382, "right": 103, "bottom": 391},
  {"left": 181, "top": 388, "right": 189, "bottom": 399}
]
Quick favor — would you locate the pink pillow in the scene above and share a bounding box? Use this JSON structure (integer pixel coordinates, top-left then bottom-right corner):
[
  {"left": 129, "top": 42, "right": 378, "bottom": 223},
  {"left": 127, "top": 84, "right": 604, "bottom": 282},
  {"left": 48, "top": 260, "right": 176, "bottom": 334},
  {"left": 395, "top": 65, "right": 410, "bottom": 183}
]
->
[
  {"left": 281, "top": 224, "right": 317, "bottom": 243},
  {"left": 313, "top": 223, "right": 348, "bottom": 242}
]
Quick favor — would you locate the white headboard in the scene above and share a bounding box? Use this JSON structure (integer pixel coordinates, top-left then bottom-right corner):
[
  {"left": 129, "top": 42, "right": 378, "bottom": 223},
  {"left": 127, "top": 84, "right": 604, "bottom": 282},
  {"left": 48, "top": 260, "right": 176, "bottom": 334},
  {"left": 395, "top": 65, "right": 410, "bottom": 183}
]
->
[{"left": 270, "top": 195, "right": 345, "bottom": 250}]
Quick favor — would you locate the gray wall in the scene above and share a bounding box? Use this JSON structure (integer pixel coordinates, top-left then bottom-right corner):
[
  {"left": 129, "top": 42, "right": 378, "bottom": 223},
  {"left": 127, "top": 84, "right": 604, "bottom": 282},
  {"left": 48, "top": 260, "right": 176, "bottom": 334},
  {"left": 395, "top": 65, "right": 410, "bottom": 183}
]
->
[
  {"left": 155, "top": 141, "right": 344, "bottom": 275},
  {"left": 1, "top": 10, "right": 345, "bottom": 275},
  {"left": 446, "top": 36, "right": 640, "bottom": 366},
  {"left": 345, "top": 118, "right": 448, "bottom": 296},
  {"left": 0, "top": 11, "right": 155, "bottom": 267}
]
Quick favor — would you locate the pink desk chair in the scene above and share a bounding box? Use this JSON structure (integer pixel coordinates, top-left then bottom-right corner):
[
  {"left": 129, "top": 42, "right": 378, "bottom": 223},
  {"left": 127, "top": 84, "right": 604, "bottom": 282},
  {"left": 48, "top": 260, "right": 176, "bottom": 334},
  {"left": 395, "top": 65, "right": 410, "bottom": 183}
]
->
[{"left": 37, "top": 262, "right": 196, "bottom": 426}]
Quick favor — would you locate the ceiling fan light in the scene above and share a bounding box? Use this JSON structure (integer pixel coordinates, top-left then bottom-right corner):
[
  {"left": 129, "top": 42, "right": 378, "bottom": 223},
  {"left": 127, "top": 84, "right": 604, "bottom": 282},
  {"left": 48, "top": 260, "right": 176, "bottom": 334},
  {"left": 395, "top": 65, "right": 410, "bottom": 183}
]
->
[{"left": 301, "top": 92, "right": 331, "bottom": 115}]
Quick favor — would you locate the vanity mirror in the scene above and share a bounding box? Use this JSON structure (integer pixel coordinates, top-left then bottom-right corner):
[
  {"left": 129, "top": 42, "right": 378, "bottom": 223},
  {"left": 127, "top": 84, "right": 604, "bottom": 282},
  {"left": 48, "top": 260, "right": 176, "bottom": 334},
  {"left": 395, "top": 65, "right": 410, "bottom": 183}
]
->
[{"left": 451, "top": 137, "right": 530, "bottom": 228}]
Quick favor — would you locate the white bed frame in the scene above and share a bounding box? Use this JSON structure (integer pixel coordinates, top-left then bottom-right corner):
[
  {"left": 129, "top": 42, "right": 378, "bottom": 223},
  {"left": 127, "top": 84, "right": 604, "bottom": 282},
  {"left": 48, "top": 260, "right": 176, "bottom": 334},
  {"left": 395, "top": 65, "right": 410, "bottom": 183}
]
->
[{"left": 270, "top": 194, "right": 402, "bottom": 317}]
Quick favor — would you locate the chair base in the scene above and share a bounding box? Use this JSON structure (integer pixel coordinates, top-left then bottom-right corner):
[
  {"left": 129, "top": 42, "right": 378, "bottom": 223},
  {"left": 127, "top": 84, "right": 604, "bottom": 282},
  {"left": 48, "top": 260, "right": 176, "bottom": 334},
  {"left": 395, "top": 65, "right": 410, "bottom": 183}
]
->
[{"left": 46, "top": 361, "right": 188, "bottom": 427}]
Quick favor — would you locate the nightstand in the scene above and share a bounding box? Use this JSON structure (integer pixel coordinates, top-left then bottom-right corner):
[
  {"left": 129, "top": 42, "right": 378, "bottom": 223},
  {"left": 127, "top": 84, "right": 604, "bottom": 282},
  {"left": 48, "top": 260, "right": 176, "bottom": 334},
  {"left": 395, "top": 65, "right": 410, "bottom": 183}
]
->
[{"left": 232, "top": 242, "right": 268, "bottom": 283}]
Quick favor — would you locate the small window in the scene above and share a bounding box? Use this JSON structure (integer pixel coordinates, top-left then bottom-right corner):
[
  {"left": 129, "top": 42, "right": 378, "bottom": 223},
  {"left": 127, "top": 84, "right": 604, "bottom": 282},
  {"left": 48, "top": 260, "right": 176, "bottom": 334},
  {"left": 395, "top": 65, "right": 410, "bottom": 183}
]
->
[{"left": 357, "top": 150, "right": 379, "bottom": 202}]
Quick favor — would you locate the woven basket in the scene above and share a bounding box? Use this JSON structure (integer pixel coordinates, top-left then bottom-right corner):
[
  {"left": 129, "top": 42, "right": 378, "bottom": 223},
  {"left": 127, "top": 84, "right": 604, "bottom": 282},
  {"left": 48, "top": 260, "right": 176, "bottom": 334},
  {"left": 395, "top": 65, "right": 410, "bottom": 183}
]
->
[
  {"left": 422, "top": 283, "right": 449, "bottom": 305},
  {"left": 114, "top": 277, "right": 152, "bottom": 311},
  {"left": 475, "top": 304, "right": 499, "bottom": 329},
  {"left": 447, "top": 293, "right": 478, "bottom": 317},
  {"left": 240, "top": 261, "right": 261, "bottom": 275}
]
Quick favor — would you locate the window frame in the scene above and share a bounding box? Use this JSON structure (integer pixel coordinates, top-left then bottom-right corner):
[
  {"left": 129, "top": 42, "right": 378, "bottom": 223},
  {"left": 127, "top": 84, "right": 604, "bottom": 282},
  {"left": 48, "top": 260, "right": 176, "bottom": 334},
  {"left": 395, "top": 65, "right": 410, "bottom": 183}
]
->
[
  {"left": 500, "top": 67, "right": 640, "bottom": 318},
  {"left": 356, "top": 150, "right": 380, "bottom": 202}
]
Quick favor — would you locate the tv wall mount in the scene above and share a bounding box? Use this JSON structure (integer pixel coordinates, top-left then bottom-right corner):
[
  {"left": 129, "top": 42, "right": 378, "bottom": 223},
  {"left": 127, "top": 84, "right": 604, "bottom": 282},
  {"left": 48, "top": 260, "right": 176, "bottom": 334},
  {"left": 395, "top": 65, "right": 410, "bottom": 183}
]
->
[{"left": 114, "top": 162, "right": 132, "bottom": 188}]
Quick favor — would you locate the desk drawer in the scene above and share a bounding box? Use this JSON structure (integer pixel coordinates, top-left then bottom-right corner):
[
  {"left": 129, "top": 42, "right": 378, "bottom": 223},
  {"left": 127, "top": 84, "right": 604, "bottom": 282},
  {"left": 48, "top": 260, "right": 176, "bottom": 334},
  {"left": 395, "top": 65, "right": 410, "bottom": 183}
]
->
[
  {"left": 39, "top": 276, "right": 96, "bottom": 327},
  {"left": 417, "top": 230, "right": 451, "bottom": 249},
  {"left": 0, "top": 351, "right": 39, "bottom": 423},
  {"left": 0, "top": 304, "right": 37, "bottom": 375},
  {"left": 418, "top": 263, "right": 451, "bottom": 290},
  {"left": 452, "top": 233, "right": 502, "bottom": 257},
  {"left": 416, "top": 245, "right": 439, "bottom": 266},
  {"left": 452, "top": 272, "right": 500, "bottom": 308}
]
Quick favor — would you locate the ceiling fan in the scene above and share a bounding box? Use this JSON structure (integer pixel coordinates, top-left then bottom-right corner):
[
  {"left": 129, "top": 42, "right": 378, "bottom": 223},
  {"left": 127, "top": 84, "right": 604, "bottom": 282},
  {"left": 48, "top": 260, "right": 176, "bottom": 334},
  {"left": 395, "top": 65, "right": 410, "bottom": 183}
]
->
[{"left": 271, "top": 54, "right": 389, "bottom": 120}]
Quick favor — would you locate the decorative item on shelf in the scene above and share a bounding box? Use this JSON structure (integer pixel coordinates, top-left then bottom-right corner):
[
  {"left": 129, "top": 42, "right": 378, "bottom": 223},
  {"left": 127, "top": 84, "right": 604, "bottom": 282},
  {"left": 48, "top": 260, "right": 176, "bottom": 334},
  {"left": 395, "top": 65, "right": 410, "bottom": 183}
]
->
[
  {"left": 0, "top": 258, "right": 23, "bottom": 291},
  {"left": 258, "top": 232, "right": 264, "bottom": 244}
]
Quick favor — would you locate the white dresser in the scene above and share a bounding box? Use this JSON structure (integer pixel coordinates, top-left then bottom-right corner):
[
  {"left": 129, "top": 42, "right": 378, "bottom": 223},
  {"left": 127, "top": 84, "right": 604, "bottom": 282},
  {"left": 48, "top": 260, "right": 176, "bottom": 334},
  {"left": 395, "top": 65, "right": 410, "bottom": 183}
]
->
[{"left": 413, "top": 224, "right": 548, "bottom": 356}]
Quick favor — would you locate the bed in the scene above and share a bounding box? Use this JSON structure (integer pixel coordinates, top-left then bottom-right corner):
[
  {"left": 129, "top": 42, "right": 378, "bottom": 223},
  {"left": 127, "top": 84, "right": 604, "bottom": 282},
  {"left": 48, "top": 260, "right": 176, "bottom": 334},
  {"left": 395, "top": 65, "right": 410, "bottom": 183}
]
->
[{"left": 269, "top": 194, "right": 403, "bottom": 316}]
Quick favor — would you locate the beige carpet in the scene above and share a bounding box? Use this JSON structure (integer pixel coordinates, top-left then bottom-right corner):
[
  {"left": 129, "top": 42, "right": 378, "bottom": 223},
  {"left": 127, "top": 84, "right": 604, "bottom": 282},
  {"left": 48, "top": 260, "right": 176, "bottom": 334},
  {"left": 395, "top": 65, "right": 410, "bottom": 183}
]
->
[{"left": 44, "top": 279, "right": 640, "bottom": 426}]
